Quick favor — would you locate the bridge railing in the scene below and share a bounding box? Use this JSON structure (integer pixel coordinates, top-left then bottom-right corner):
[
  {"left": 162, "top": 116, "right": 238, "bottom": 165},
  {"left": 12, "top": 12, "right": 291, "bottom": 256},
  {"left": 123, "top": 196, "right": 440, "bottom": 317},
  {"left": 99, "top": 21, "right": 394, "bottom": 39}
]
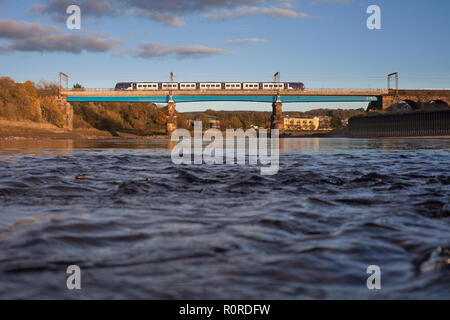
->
[
  {"left": 63, "top": 88, "right": 116, "bottom": 92},
  {"left": 304, "top": 88, "right": 387, "bottom": 93},
  {"left": 61, "top": 88, "right": 388, "bottom": 93}
]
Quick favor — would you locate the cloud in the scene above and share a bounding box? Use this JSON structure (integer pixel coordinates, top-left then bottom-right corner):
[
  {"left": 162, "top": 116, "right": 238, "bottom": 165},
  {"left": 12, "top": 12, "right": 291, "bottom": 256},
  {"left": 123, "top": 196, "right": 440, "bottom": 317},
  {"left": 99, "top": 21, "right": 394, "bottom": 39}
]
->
[
  {"left": 227, "top": 38, "right": 267, "bottom": 44},
  {"left": 136, "top": 42, "right": 235, "bottom": 59},
  {"left": 203, "top": 5, "right": 309, "bottom": 20},
  {"left": 133, "top": 8, "right": 187, "bottom": 28},
  {"left": 32, "top": 0, "right": 305, "bottom": 27},
  {"left": 0, "top": 19, "right": 60, "bottom": 39},
  {"left": 0, "top": 18, "right": 120, "bottom": 54}
]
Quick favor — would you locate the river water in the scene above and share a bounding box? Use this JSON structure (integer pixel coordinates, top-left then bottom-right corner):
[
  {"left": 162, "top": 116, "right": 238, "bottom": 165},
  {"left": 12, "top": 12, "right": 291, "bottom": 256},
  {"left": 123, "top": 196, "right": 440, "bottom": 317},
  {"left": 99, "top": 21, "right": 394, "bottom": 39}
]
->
[{"left": 0, "top": 138, "right": 448, "bottom": 299}]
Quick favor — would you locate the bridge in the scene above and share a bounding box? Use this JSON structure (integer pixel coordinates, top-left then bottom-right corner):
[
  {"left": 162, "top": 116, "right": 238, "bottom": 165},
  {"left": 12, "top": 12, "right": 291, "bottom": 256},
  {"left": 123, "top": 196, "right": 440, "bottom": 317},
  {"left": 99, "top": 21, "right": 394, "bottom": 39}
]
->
[
  {"left": 58, "top": 73, "right": 450, "bottom": 134},
  {"left": 60, "top": 88, "right": 387, "bottom": 133}
]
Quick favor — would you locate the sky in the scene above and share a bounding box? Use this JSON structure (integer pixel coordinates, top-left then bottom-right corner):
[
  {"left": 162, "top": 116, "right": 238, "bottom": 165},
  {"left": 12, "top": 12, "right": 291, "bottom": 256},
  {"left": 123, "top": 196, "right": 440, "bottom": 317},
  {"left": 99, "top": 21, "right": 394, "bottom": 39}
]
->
[{"left": 0, "top": 0, "right": 449, "bottom": 112}]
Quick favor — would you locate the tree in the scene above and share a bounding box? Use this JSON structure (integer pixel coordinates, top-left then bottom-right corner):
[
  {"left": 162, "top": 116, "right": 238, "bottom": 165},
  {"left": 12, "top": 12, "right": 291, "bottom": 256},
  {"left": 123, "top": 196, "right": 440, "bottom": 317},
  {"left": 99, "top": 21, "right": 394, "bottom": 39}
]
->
[
  {"left": 152, "top": 110, "right": 167, "bottom": 125},
  {"left": 229, "top": 116, "right": 243, "bottom": 129},
  {"left": 73, "top": 83, "right": 84, "bottom": 89},
  {"left": 330, "top": 115, "right": 343, "bottom": 129}
]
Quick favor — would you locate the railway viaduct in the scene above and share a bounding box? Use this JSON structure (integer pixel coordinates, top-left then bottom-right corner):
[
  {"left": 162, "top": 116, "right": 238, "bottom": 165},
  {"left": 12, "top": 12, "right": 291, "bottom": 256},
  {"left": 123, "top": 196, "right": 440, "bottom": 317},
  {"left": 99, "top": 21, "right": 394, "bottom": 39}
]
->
[
  {"left": 377, "top": 89, "right": 450, "bottom": 110},
  {"left": 59, "top": 87, "right": 450, "bottom": 134}
]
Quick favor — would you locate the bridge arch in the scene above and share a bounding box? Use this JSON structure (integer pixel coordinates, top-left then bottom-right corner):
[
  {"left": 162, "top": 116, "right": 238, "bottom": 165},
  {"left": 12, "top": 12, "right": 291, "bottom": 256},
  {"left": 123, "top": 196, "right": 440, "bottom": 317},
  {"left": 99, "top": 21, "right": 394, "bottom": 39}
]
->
[
  {"left": 430, "top": 99, "right": 449, "bottom": 106},
  {"left": 402, "top": 99, "right": 419, "bottom": 110}
]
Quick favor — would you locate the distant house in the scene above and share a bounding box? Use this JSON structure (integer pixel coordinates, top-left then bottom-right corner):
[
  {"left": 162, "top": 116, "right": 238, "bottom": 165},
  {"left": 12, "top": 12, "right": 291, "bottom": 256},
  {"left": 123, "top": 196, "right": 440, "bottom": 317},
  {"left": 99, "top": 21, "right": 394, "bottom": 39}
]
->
[
  {"left": 283, "top": 116, "right": 319, "bottom": 130},
  {"left": 189, "top": 116, "right": 221, "bottom": 129}
]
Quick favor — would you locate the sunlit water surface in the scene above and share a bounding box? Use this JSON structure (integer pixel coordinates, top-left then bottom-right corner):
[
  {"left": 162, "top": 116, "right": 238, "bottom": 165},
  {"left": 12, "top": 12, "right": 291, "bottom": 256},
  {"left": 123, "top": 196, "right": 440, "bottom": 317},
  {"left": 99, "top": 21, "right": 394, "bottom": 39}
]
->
[{"left": 0, "top": 138, "right": 449, "bottom": 299}]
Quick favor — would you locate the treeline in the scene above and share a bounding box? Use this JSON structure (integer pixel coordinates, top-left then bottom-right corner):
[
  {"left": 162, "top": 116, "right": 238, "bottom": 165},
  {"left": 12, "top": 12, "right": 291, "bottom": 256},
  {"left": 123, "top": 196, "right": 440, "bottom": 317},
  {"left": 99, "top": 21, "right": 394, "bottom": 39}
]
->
[
  {"left": 285, "top": 108, "right": 366, "bottom": 119},
  {"left": 0, "top": 77, "right": 66, "bottom": 127},
  {"left": 72, "top": 102, "right": 167, "bottom": 135},
  {"left": 182, "top": 110, "right": 271, "bottom": 130}
]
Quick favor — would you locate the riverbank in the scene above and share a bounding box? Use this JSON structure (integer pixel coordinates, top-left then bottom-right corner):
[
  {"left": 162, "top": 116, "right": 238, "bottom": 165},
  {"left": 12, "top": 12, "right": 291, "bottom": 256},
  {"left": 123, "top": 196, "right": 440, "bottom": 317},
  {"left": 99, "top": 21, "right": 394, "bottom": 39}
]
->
[
  {"left": 0, "top": 119, "right": 167, "bottom": 140},
  {"left": 1, "top": 119, "right": 448, "bottom": 141}
]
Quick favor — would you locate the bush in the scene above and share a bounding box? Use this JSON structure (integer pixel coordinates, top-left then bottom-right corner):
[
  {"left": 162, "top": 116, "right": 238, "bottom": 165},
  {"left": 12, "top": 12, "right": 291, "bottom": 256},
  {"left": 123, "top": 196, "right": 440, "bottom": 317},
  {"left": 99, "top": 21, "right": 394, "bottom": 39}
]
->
[{"left": 40, "top": 96, "right": 65, "bottom": 128}]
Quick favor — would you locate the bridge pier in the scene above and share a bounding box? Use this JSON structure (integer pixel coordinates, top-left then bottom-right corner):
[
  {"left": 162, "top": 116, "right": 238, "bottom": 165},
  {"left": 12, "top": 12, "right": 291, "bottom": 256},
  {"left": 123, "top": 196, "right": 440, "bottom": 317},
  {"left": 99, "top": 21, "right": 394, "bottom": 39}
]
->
[
  {"left": 167, "top": 99, "right": 177, "bottom": 135},
  {"left": 271, "top": 98, "right": 284, "bottom": 131},
  {"left": 64, "top": 102, "right": 74, "bottom": 131},
  {"left": 381, "top": 95, "right": 397, "bottom": 110}
]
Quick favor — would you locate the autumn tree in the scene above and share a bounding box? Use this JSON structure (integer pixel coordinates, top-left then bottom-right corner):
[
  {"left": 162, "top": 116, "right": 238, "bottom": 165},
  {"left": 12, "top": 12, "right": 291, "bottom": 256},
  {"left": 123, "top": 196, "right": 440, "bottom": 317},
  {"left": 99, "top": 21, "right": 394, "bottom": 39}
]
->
[{"left": 229, "top": 116, "right": 243, "bottom": 129}]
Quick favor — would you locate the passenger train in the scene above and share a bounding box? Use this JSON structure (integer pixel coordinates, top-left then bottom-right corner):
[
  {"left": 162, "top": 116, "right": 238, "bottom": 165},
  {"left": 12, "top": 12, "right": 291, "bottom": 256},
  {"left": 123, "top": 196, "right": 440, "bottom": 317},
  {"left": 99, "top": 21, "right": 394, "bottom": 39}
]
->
[{"left": 114, "top": 82, "right": 305, "bottom": 91}]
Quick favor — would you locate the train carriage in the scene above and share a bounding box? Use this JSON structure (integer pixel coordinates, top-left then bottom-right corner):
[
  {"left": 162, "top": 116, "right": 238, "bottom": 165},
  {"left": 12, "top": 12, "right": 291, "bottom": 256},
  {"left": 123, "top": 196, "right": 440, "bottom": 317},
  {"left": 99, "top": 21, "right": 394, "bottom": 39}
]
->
[
  {"left": 161, "top": 82, "right": 179, "bottom": 90},
  {"left": 262, "top": 83, "right": 285, "bottom": 90},
  {"left": 224, "top": 82, "right": 242, "bottom": 90},
  {"left": 287, "top": 82, "right": 305, "bottom": 90},
  {"left": 179, "top": 83, "right": 197, "bottom": 90},
  {"left": 242, "top": 82, "right": 260, "bottom": 90},
  {"left": 114, "top": 82, "right": 134, "bottom": 90},
  {"left": 136, "top": 82, "right": 159, "bottom": 90},
  {"left": 199, "top": 83, "right": 222, "bottom": 90}
]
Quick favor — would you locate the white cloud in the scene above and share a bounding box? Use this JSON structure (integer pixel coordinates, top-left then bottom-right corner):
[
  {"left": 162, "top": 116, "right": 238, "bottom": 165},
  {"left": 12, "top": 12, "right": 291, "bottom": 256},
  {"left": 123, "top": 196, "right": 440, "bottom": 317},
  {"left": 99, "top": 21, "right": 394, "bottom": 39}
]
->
[{"left": 136, "top": 42, "right": 236, "bottom": 59}]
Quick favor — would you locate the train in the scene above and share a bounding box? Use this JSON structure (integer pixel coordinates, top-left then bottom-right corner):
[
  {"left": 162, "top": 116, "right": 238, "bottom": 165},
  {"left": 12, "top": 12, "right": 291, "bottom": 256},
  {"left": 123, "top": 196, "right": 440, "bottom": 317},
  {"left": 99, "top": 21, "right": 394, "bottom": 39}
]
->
[{"left": 114, "top": 82, "right": 305, "bottom": 91}]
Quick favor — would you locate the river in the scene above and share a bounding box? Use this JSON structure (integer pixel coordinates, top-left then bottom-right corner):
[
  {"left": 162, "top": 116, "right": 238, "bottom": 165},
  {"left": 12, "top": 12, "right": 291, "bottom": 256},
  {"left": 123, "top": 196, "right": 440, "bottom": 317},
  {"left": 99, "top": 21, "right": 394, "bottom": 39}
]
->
[{"left": 0, "top": 138, "right": 448, "bottom": 299}]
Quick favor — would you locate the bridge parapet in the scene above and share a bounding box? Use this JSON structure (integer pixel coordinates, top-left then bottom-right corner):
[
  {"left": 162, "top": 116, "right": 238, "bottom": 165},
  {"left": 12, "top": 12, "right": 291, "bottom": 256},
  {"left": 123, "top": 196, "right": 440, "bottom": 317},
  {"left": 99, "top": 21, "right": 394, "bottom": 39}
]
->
[{"left": 60, "top": 88, "right": 388, "bottom": 97}]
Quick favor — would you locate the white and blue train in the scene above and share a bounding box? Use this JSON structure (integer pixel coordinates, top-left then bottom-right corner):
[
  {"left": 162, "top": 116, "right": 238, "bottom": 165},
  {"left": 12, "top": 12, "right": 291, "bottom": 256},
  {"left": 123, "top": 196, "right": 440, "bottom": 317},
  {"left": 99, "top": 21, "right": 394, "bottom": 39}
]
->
[{"left": 114, "top": 81, "right": 305, "bottom": 91}]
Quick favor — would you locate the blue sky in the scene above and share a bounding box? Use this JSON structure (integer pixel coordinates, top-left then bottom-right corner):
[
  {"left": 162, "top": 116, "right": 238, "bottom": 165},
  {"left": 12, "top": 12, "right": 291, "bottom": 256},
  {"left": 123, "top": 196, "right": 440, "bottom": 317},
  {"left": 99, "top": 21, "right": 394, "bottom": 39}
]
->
[{"left": 0, "top": 0, "right": 449, "bottom": 112}]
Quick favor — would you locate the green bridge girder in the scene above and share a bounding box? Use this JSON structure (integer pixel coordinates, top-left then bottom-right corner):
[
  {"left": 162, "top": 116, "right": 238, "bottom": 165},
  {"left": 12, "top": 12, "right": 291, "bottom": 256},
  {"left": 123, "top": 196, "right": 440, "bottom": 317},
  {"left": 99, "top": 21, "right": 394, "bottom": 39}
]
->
[{"left": 67, "top": 95, "right": 381, "bottom": 103}]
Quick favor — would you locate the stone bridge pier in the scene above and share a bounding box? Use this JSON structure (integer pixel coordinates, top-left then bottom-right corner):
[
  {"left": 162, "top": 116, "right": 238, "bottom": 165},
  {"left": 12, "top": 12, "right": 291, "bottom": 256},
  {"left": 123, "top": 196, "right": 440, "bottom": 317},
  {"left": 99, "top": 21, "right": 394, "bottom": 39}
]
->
[
  {"left": 167, "top": 98, "right": 177, "bottom": 135},
  {"left": 271, "top": 97, "right": 284, "bottom": 131},
  {"left": 64, "top": 102, "right": 74, "bottom": 131}
]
